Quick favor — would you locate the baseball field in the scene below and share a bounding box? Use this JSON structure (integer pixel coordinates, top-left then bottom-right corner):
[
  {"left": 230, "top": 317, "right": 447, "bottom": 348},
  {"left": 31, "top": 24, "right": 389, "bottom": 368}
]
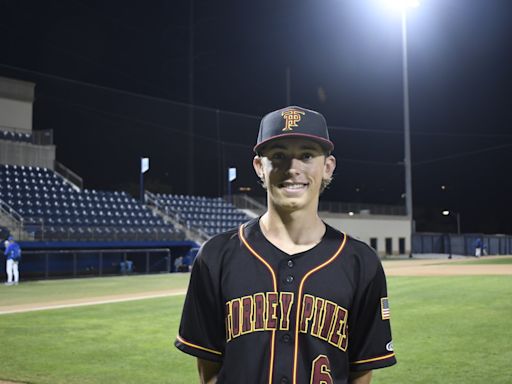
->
[{"left": 1, "top": 256, "right": 511, "bottom": 384}]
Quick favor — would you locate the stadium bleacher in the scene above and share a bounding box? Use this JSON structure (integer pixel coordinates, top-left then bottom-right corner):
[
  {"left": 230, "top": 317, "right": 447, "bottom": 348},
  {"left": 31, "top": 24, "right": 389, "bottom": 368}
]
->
[
  {"left": 1, "top": 129, "right": 32, "bottom": 143},
  {"left": 0, "top": 164, "right": 181, "bottom": 241},
  {"left": 153, "top": 193, "right": 250, "bottom": 236}
]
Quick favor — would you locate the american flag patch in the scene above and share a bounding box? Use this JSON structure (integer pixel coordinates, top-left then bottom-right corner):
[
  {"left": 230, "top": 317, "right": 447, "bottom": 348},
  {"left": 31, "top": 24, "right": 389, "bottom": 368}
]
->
[{"left": 381, "top": 297, "right": 391, "bottom": 320}]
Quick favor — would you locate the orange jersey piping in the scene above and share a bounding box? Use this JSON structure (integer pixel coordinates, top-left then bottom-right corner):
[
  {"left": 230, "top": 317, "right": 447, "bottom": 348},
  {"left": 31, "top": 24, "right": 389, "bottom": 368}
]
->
[
  {"left": 292, "top": 231, "right": 348, "bottom": 384},
  {"left": 239, "top": 224, "right": 278, "bottom": 384},
  {"left": 350, "top": 352, "right": 396, "bottom": 365},
  {"left": 176, "top": 334, "right": 223, "bottom": 356}
]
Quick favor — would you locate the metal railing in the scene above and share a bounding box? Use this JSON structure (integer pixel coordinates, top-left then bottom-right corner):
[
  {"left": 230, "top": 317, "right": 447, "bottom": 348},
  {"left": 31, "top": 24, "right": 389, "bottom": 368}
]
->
[
  {"left": 146, "top": 190, "right": 209, "bottom": 243},
  {"left": 0, "top": 127, "right": 53, "bottom": 146},
  {"left": 34, "top": 225, "right": 185, "bottom": 242},
  {"left": 54, "top": 161, "right": 83, "bottom": 189},
  {"left": 32, "top": 129, "right": 53, "bottom": 146}
]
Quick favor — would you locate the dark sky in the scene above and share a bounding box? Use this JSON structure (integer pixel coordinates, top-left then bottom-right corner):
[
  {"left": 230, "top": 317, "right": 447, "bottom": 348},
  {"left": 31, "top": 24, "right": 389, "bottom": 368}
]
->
[{"left": 1, "top": 0, "right": 511, "bottom": 234}]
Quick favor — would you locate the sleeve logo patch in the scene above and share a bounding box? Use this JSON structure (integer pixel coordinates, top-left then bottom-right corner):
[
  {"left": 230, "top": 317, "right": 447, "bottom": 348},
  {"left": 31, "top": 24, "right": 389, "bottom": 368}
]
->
[
  {"left": 381, "top": 297, "right": 391, "bottom": 320},
  {"left": 386, "top": 341, "right": 394, "bottom": 352}
]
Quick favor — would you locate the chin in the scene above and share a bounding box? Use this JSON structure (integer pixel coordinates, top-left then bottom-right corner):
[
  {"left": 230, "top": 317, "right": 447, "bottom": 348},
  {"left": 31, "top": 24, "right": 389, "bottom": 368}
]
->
[{"left": 271, "top": 196, "right": 306, "bottom": 212}]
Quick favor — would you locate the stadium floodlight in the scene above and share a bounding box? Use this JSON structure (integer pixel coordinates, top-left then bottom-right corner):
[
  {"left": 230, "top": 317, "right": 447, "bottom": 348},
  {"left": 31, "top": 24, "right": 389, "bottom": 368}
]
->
[
  {"left": 382, "top": 0, "right": 421, "bottom": 11},
  {"left": 442, "top": 210, "right": 461, "bottom": 234}
]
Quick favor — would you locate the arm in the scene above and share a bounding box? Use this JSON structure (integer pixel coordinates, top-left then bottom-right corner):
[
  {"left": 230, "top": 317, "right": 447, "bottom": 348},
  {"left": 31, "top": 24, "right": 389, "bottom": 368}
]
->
[
  {"left": 349, "top": 370, "right": 372, "bottom": 384},
  {"left": 197, "top": 358, "right": 222, "bottom": 384}
]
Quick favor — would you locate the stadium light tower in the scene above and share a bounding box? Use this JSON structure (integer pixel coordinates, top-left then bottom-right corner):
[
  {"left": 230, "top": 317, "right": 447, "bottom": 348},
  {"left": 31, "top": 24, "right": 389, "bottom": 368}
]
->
[
  {"left": 383, "top": 0, "right": 420, "bottom": 255},
  {"left": 442, "top": 210, "right": 461, "bottom": 235}
]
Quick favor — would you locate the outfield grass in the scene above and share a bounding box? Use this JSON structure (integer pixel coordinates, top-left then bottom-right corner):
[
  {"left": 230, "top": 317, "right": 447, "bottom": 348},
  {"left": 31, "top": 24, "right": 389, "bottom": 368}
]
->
[
  {"left": 1, "top": 274, "right": 511, "bottom": 383},
  {"left": 0, "top": 295, "right": 195, "bottom": 384},
  {"left": 373, "top": 276, "right": 512, "bottom": 384},
  {"left": 0, "top": 273, "right": 190, "bottom": 307},
  {"left": 452, "top": 256, "right": 512, "bottom": 265}
]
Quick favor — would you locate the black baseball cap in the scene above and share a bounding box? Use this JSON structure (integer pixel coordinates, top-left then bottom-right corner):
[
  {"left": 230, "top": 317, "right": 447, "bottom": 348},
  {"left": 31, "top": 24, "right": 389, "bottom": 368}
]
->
[{"left": 254, "top": 106, "right": 334, "bottom": 154}]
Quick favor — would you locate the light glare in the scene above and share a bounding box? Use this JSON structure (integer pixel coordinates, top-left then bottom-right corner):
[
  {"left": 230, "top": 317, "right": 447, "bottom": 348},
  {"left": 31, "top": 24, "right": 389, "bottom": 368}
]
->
[
  {"left": 442, "top": 210, "right": 450, "bottom": 216},
  {"left": 383, "top": 0, "right": 421, "bottom": 10}
]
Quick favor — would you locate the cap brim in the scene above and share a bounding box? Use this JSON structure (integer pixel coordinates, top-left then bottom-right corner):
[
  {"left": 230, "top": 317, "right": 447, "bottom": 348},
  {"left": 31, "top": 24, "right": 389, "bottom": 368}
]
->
[{"left": 253, "top": 133, "right": 334, "bottom": 154}]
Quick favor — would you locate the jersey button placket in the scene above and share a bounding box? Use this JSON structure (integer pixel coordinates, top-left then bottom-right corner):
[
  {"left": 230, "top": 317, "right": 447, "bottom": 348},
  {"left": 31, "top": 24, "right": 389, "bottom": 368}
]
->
[{"left": 274, "top": 258, "right": 297, "bottom": 384}]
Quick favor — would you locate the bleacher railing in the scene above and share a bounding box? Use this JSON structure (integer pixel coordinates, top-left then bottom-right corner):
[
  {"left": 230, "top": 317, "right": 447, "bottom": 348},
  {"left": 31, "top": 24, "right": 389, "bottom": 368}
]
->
[
  {"left": 32, "top": 129, "right": 53, "bottom": 146},
  {"left": 54, "top": 161, "right": 84, "bottom": 189},
  {"left": 33, "top": 225, "right": 184, "bottom": 242},
  {"left": 0, "top": 199, "right": 24, "bottom": 239},
  {"left": 146, "top": 191, "right": 210, "bottom": 242},
  {"left": 0, "top": 127, "right": 53, "bottom": 146}
]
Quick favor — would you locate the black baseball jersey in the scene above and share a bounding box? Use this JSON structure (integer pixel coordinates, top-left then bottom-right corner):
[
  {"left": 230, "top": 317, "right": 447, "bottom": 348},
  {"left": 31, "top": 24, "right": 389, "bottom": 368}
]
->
[{"left": 175, "top": 218, "right": 396, "bottom": 384}]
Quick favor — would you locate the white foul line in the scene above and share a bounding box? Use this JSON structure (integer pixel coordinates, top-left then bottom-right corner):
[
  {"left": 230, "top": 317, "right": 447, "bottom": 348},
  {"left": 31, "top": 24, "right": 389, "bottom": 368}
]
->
[{"left": 0, "top": 290, "right": 187, "bottom": 315}]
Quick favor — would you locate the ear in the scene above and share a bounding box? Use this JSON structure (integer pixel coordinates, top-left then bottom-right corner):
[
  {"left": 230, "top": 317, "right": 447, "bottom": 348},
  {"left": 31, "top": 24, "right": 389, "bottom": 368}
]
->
[
  {"left": 253, "top": 155, "right": 264, "bottom": 179},
  {"left": 323, "top": 155, "right": 336, "bottom": 179}
]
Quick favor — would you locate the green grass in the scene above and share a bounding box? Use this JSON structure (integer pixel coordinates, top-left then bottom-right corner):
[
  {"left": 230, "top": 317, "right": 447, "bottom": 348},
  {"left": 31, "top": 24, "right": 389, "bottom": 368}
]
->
[
  {"left": 373, "top": 276, "right": 512, "bottom": 384},
  {"left": 451, "top": 256, "right": 512, "bottom": 265},
  {"left": 1, "top": 274, "right": 511, "bottom": 383},
  {"left": 0, "top": 273, "right": 190, "bottom": 307},
  {"left": 0, "top": 295, "right": 196, "bottom": 384}
]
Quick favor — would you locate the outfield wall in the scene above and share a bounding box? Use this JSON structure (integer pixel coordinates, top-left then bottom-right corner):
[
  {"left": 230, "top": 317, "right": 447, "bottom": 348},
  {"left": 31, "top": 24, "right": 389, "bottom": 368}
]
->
[
  {"left": 11, "top": 240, "right": 199, "bottom": 280},
  {"left": 413, "top": 233, "right": 512, "bottom": 256},
  {"left": 321, "top": 212, "right": 411, "bottom": 256}
]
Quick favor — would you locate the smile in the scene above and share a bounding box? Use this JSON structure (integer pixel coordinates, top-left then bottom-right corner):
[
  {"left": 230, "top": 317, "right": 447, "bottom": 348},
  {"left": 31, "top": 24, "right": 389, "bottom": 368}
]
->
[{"left": 278, "top": 182, "right": 308, "bottom": 190}]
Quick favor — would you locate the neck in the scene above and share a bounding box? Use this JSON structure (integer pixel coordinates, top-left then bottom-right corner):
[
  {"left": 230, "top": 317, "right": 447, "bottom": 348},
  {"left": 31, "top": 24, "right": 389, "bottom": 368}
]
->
[{"left": 261, "top": 203, "right": 325, "bottom": 247}]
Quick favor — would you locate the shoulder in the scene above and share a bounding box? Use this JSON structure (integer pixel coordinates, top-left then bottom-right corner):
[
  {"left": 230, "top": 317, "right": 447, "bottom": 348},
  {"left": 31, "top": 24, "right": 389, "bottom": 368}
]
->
[
  {"left": 346, "top": 236, "right": 380, "bottom": 262},
  {"left": 199, "top": 228, "right": 239, "bottom": 254},
  {"left": 195, "top": 225, "right": 244, "bottom": 267},
  {"left": 327, "top": 224, "right": 382, "bottom": 278}
]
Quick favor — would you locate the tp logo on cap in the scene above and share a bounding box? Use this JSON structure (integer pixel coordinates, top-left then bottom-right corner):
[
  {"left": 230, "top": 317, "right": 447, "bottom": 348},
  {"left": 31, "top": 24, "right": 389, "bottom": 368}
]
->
[
  {"left": 281, "top": 109, "right": 305, "bottom": 131},
  {"left": 254, "top": 105, "right": 334, "bottom": 154}
]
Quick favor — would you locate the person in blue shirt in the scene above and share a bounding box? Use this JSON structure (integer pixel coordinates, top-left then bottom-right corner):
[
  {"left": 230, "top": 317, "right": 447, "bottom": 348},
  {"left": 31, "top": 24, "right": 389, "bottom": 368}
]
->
[
  {"left": 4, "top": 236, "right": 21, "bottom": 285},
  {"left": 474, "top": 238, "right": 483, "bottom": 258}
]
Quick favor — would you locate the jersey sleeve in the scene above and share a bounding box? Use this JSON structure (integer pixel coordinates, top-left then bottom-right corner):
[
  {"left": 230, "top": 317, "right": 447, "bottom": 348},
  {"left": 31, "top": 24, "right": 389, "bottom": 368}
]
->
[
  {"left": 348, "top": 255, "right": 396, "bottom": 372},
  {"left": 174, "top": 244, "right": 226, "bottom": 362}
]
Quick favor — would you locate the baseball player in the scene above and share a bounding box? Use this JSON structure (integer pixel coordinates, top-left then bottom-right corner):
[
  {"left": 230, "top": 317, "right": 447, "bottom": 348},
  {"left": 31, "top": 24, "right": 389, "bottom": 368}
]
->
[
  {"left": 175, "top": 106, "right": 396, "bottom": 383},
  {"left": 4, "top": 236, "right": 21, "bottom": 286}
]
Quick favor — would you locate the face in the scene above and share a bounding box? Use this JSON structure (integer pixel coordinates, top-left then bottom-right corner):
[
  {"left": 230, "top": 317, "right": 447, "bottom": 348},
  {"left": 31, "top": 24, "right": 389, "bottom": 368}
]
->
[{"left": 253, "top": 138, "right": 336, "bottom": 213}]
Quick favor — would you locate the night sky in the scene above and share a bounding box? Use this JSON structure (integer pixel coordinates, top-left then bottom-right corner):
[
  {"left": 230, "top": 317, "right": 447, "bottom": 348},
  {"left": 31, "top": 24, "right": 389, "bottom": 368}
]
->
[{"left": 1, "top": 0, "right": 511, "bottom": 234}]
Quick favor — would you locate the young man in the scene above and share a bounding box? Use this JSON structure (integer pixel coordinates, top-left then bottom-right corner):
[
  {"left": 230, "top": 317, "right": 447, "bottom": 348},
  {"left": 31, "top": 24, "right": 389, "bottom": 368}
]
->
[
  {"left": 175, "top": 106, "right": 396, "bottom": 384},
  {"left": 4, "top": 235, "right": 21, "bottom": 286}
]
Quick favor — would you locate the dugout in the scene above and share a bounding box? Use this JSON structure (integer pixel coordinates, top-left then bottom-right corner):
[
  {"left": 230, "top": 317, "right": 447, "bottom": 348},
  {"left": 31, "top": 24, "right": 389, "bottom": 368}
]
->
[{"left": 14, "top": 239, "right": 199, "bottom": 280}]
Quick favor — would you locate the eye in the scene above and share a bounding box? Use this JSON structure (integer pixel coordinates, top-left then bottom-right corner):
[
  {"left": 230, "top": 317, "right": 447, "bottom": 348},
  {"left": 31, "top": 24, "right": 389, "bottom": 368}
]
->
[
  {"left": 270, "top": 152, "right": 286, "bottom": 160},
  {"left": 301, "top": 152, "right": 314, "bottom": 160}
]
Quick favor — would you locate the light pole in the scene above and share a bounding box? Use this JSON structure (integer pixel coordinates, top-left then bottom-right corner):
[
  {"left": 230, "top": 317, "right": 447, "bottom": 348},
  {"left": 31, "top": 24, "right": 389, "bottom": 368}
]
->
[
  {"left": 442, "top": 210, "right": 461, "bottom": 235},
  {"left": 401, "top": 8, "right": 413, "bottom": 227},
  {"left": 384, "top": 0, "right": 420, "bottom": 256}
]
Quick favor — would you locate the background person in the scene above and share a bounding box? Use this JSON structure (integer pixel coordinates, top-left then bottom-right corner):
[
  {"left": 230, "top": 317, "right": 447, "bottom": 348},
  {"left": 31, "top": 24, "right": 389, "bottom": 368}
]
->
[{"left": 4, "top": 235, "right": 21, "bottom": 285}]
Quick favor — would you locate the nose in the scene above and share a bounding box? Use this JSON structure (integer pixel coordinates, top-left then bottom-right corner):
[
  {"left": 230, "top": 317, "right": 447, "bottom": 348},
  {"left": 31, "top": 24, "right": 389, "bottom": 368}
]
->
[{"left": 285, "top": 157, "right": 302, "bottom": 175}]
